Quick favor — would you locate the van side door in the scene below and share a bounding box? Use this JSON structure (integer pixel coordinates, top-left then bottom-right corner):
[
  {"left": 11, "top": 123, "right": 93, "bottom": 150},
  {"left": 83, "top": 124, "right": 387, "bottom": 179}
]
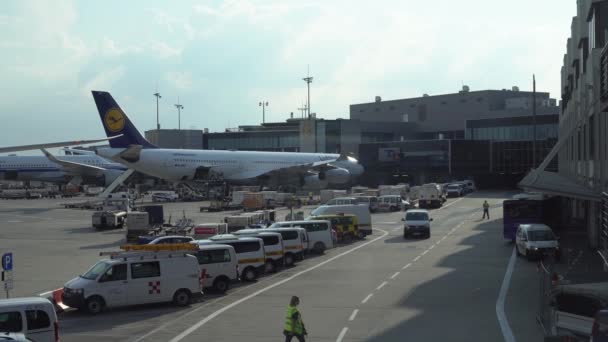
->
[
  {"left": 98, "top": 263, "right": 128, "bottom": 308},
  {"left": 128, "top": 261, "right": 163, "bottom": 305},
  {"left": 25, "top": 308, "right": 53, "bottom": 341}
]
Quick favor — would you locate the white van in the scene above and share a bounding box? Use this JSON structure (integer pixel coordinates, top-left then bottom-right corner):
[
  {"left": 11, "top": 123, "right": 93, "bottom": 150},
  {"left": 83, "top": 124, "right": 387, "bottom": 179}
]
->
[
  {"left": 0, "top": 297, "right": 58, "bottom": 342},
  {"left": 309, "top": 204, "right": 372, "bottom": 238},
  {"left": 202, "top": 235, "right": 266, "bottom": 282},
  {"left": 264, "top": 227, "right": 308, "bottom": 265},
  {"left": 515, "top": 224, "right": 560, "bottom": 261},
  {"left": 269, "top": 220, "right": 333, "bottom": 254},
  {"left": 325, "top": 197, "right": 358, "bottom": 206},
  {"left": 62, "top": 250, "right": 201, "bottom": 313},
  {"left": 191, "top": 244, "right": 238, "bottom": 293},
  {"left": 233, "top": 230, "right": 285, "bottom": 273}
]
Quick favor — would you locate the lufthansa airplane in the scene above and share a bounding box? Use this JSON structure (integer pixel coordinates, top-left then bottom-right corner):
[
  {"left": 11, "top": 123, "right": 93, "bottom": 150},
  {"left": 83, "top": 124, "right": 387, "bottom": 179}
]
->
[
  {"left": 0, "top": 151, "right": 127, "bottom": 186},
  {"left": 92, "top": 91, "right": 364, "bottom": 188}
]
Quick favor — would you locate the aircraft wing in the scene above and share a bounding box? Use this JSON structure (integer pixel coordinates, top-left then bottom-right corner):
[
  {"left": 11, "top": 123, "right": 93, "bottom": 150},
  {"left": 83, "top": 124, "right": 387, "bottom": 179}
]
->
[
  {"left": 41, "top": 148, "right": 105, "bottom": 175},
  {"left": 0, "top": 136, "right": 122, "bottom": 154}
]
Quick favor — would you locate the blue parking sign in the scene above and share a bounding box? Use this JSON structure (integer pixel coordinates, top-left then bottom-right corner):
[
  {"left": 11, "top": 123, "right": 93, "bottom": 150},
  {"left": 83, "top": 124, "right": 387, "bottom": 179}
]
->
[{"left": 2, "top": 253, "right": 12, "bottom": 271}]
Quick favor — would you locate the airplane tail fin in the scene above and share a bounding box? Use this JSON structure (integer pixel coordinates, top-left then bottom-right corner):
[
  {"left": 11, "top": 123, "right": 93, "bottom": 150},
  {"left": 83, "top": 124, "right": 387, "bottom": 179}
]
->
[{"left": 91, "top": 91, "right": 157, "bottom": 149}]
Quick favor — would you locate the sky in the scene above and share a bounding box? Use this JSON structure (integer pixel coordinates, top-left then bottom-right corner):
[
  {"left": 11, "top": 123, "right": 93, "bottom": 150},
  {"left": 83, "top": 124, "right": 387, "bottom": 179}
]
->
[{"left": 0, "top": 0, "right": 576, "bottom": 150}]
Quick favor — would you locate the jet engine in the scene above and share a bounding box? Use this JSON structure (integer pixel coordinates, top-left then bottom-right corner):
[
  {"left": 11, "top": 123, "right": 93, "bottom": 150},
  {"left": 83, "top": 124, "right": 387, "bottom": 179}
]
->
[{"left": 325, "top": 168, "right": 350, "bottom": 184}]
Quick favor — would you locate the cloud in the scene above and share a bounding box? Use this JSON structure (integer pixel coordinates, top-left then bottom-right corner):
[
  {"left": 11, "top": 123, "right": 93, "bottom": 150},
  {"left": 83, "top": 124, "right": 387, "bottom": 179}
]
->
[
  {"left": 149, "top": 41, "right": 182, "bottom": 59},
  {"left": 165, "top": 71, "right": 194, "bottom": 91},
  {"left": 81, "top": 66, "right": 126, "bottom": 96}
]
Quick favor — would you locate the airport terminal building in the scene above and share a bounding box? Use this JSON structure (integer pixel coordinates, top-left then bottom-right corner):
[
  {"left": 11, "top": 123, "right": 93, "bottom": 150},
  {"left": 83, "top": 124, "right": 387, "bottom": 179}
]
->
[{"left": 145, "top": 86, "right": 559, "bottom": 188}]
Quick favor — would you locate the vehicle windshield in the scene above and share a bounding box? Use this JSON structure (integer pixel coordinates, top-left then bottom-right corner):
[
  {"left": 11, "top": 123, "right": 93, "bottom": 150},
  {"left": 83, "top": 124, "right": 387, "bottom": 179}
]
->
[
  {"left": 528, "top": 230, "right": 555, "bottom": 241},
  {"left": 405, "top": 212, "right": 429, "bottom": 221},
  {"left": 81, "top": 261, "right": 110, "bottom": 280}
]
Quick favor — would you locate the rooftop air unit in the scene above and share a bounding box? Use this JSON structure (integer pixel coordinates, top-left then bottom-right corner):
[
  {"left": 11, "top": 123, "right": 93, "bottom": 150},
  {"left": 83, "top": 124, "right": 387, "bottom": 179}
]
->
[{"left": 375, "top": 96, "right": 382, "bottom": 103}]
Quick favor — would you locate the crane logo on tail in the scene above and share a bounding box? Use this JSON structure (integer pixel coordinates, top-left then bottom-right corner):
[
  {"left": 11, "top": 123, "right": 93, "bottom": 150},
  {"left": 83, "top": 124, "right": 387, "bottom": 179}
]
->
[{"left": 104, "top": 108, "right": 125, "bottom": 133}]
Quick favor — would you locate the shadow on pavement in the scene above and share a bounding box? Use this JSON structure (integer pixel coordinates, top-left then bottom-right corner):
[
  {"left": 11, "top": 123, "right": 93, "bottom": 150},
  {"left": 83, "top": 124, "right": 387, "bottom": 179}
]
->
[{"left": 366, "top": 217, "right": 519, "bottom": 342}]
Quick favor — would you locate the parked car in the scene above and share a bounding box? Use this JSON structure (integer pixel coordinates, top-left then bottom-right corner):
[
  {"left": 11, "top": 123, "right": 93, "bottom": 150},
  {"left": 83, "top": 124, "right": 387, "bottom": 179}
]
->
[
  {"left": 0, "top": 297, "right": 58, "bottom": 342},
  {"left": 402, "top": 209, "right": 432, "bottom": 239}
]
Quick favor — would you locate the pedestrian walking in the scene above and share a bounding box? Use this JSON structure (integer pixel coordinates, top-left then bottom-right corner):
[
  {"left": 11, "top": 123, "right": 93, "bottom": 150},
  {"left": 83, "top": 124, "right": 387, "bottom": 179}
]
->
[
  {"left": 284, "top": 296, "right": 307, "bottom": 342},
  {"left": 482, "top": 200, "right": 490, "bottom": 220}
]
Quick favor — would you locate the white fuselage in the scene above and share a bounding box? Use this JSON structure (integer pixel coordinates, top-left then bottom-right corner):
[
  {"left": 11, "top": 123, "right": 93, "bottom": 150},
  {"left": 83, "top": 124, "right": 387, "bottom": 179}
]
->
[
  {"left": 0, "top": 155, "right": 125, "bottom": 184},
  {"left": 97, "top": 148, "right": 363, "bottom": 185}
]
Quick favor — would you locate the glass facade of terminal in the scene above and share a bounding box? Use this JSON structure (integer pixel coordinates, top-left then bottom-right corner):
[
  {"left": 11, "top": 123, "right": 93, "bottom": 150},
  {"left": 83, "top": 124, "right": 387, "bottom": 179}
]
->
[
  {"left": 207, "top": 131, "right": 299, "bottom": 151},
  {"left": 466, "top": 123, "right": 558, "bottom": 141}
]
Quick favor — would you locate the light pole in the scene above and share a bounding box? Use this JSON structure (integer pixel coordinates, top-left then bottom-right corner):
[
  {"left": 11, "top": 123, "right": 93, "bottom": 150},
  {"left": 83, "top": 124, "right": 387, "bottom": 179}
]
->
[
  {"left": 153, "top": 92, "right": 162, "bottom": 130},
  {"left": 302, "top": 73, "right": 313, "bottom": 118},
  {"left": 259, "top": 101, "right": 269, "bottom": 124},
  {"left": 532, "top": 74, "right": 537, "bottom": 168},
  {"left": 175, "top": 97, "right": 184, "bottom": 130}
]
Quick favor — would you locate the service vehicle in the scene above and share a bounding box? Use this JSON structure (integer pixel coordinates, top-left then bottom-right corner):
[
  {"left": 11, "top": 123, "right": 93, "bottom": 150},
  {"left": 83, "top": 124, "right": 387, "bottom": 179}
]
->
[
  {"left": 190, "top": 244, "right": 238, "bottom": 293},
  {"left": 146, "top": 235, "right": 195, "bottom": 245},
  {"left": 92, "top": 197, "right": 131, "bottom": 230},
  {"left": 403, "top": 209, "right": 432, "bottom": 239},
  {"left": 550, "top": 282, "right": 608, "bottom": 339},
  {"left": 263, "top": 227, "right": 308, "bottom": 265},
  {"left": 0, "top": 297, "right": 58, "bottom": 342},
  {"left": 233, "top": 229, "right": 285, "bottom": 272},
  {"left": 515, "top": 224, "right": 560, "bottom": 261},
  {"left": 325, "top": 197, "right": 358, "bottom": 206},
  {"left": 418, "top": 183, "right": 445, "bottom": 208},
  {"left": 191, "top": 223, "right": 228, "bottom": 240},
  {"left": 151, "top": 191, "right": 179, "bottom": 202},
  {"left": 309, "top": 214, "right": 359, "bottom": 243},
  {"left": 309, "top": 204, "right": 372, "bottom": 238},
  {"left": 591, "top": 308, "right": 608, "bottom": 341},
  {"left": 269, "top": 220, "right": 333, "bottom": 254},
  {"left": 197, "top": 235, "right": 266, "bottom": 282},
  {"left": 462, "top": 179, "right": 476, "bottom": 193},
  {"left": 62, "top": 244, "right": 202, "bottom": 314},
  {"left": 446, "top": 183, "right": 464, "bottom": 197},
  {"left": 377, "top": 195, "right": 405, "bottom": 212},
  {"left": 355, "top": 196, "right": 379, "bottom": 212}
]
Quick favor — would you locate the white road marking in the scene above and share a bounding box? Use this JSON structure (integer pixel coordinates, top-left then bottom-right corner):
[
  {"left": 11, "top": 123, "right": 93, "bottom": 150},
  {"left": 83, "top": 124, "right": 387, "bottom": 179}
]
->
[
  {"left": 168, "top": 228, "right": 389, "bottom": 342},
  {"left": 496, "top": 247, "right": 517, "bottom": 342},
  {"left": 348, "top": 309, "right": 359, "bottom": 321},
  {"left": 392, "top": 228, "right": 400, "bottom": 232},
  {"left": 376, "top": 281, "right": 388, "bottom": 290},
  {"left": 428, "top": 244, "right": 435, "bottom": 250},
  {"left": 390, "top": 271, "right": 400, "bottom": 279},
  {"left": 336, "top": 327, "right": 349, "bottom": 342},
  {"left": 413, "top": 256, "right": 421, "bottom": 261},
  {"left": 421, "top": 250, "right": 429, "bottom": 256},
  {"left": 402, "top": 263, "right": 412, "bottom": 270},
  {"left": 436, "top": 239, "right": 442, "bottom": 245},
  {"left": 361, "top": 293, "right": 373, "bottom": 304},
  {"left": 6, "top": 220, "right": 23, "bottom": 223},
  {"left": 435, "top": 196, "right": 466, "bottom": 211}
]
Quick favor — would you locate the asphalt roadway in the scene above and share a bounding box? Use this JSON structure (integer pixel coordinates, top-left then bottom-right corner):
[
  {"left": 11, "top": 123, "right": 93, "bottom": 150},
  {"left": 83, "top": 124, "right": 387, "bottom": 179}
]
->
[{"left": 0, "top": 192, "right": 545, "bottom": 341}]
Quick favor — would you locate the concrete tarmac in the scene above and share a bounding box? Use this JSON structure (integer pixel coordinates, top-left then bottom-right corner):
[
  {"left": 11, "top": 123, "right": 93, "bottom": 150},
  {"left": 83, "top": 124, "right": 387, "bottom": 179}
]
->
[{"left": 0, "top": 193, "right": 545, "bottom": 341}]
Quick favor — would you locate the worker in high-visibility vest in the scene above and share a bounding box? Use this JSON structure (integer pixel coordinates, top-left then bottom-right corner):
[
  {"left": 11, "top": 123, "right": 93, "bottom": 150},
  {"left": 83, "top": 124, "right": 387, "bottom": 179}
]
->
[{"left": 283, "top": 296, "right": 307, "bottom": 342}]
